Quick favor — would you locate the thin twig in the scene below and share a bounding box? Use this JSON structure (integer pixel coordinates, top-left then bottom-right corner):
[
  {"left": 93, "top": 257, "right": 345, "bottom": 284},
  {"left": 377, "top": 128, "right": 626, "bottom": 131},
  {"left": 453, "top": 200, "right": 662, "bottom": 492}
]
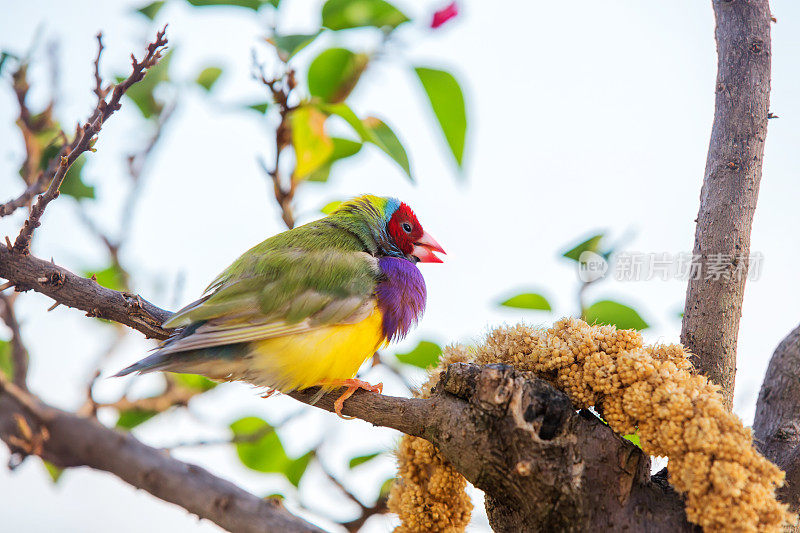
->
[
  {"left": 12, "top": 27, "right": 169, "bottom": 254},
  {"left": 0, "top": 294, "right": 30, "bottom": 390}
]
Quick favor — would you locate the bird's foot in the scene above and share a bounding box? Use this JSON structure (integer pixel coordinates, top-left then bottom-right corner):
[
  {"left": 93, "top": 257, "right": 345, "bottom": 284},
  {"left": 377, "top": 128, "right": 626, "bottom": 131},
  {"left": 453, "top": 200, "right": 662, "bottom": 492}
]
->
[{"left": 318, "top": 378, "right": 383, "bottom": 420}]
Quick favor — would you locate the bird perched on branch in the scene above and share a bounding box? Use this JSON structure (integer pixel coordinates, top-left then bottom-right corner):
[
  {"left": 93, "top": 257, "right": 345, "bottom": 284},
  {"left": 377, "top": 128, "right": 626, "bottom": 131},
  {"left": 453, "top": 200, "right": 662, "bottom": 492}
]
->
[{"left": 114, "top": 195, "right": 444, "bottom": 417}]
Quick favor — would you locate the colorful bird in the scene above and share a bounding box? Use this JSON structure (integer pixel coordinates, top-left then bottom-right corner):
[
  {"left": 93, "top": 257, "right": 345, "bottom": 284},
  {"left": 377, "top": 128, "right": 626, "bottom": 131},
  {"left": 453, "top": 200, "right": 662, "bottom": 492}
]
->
[{"left": 114, "top": 195, "right": 445, "bottom": 417}]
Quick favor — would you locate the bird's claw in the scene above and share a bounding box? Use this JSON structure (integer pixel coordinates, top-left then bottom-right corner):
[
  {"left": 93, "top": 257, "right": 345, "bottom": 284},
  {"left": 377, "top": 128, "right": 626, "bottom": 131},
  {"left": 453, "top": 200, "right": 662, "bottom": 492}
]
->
[{"left": 319, "top": 379, "right": 383, "bottom": 419}]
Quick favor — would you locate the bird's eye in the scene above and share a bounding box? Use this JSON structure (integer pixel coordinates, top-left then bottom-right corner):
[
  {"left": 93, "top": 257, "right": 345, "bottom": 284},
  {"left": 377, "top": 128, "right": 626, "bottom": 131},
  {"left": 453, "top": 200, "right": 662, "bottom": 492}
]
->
[{"left": 402, "top": 222, "right": 412, "bottom": 233}]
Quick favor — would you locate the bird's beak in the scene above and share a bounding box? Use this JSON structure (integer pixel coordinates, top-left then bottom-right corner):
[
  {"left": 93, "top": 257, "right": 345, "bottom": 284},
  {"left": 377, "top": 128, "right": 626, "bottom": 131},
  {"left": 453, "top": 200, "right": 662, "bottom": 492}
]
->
[{"left": 411, "top": 231, "right": 446, "bottom": 263}]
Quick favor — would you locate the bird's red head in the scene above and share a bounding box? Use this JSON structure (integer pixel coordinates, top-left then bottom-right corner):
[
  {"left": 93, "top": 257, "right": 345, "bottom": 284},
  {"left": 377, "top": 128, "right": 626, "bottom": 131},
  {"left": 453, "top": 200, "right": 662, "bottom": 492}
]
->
[{"left": 387, "top": 202, "right": 445, "bottom": 263}]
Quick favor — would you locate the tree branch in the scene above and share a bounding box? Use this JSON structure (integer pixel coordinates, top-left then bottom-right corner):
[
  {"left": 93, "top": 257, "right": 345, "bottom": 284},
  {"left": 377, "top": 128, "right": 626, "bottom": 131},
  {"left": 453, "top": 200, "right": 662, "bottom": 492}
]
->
[
  {"left": 12, "top": 27, "right": 168, "bottom": 254},
  {"left": 293, "top": 364, "right": 694, "bottom": 531},
  {"left": 0, "top": 247, "right": 171, "bottom": 339},
  {"left": 0, "top": 294, "right": 30, "bottom": 390},
  {"left": 0, "top": 374, "right": 324, "bottom": 533},
  {"left": 680, "top": 0, "right": 772, "bottom": 408},
  {"left": 754, "top": 323, "right": 800, "bottom": 510}
]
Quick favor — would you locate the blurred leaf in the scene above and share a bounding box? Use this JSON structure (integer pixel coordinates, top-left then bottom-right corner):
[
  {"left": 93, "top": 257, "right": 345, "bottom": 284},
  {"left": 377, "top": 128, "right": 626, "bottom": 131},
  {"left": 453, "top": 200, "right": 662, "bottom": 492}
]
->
[
  {"left": 584, "top": 300, "right": 649, "bottom": 331},
  {"left": 363, "top": 116, "right": 411, "bottom": 180},
  {"left": 121, "top": 49, "right": 172, "bottom": 119},
  {"left": 0, "top": 341, "right": 12, "bottom": 380},
  {"left": 319, "top": 103, "right": 411, "bottom": 179},
  {"left": 172, "top": 373, "right": 217, "bottom": 392},
  {"left": 83, "top": 264, "right": 126, "bottom": 292},
  {"left": 195, "top": 66, "right": 223, "bottom": 91},
  {"left": 245, "top": 102, "right": 270, "bottom": 114},
  {"left": 562, "top": 234, "right": 603, "bottom": 262},
  {"left": 116, "top": 409, "right": 158, "bottom": 430},
  {"left": 499, "top": 292, "right": 551, "bottom": 311},
  {"left": 414, "top": 67, "right": 466, "bottom": 168},
  {"left": 321, "top": 200, "right": 343, "bottom": 214},
  {"left": 268, "top": 32, "right": 320, "bottom": 61},
  {"left": 623, "top": 432, "right": 640, "bottom": 447},
  {"left": 265, "top": 492, "right": 285, "bottom": 500},
  {"left": 186, "top": 0, "right": 273, "bottom": 9},
  {"left": 290, "top": 106, "right": 333, "bottom": 179},
  {"left": 349, "top": 452, "right": 380, "bottom": 469},
  {"left": 308, "top": 48, "right": 367, "bottom": 103},
  {"left": 230, "top": 416, "right": 312, "bottom": 485},
  {"left": 136, "top": 1, "right": 165, "bottom": 19},
  {"left": 395, "top": 340, "right": 441, "bottom": 369},
  {"left": 379, "top": 477, "right": 395, "bottom": 499},
  {"left": 308, "top": 137, "right": 362, "bottom": 182},
  {"left": 60, "top": 155, "right": 95, "bottom": 200},
  {"left": 322, "top": 0, "right": 410, "bottom": 31},
  {"left": 42, "top": 460, "right": 64, "bottom": 483},
  {"left": 285, "top": 450, "right": 314, "bottom": 487}
]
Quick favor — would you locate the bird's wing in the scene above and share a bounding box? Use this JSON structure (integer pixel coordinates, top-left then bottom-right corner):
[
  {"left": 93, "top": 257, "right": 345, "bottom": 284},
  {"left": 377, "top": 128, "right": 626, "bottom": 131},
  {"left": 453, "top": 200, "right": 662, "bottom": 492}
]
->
[{"left": 158, "top": 235, "right": 381, "bottom": 356}]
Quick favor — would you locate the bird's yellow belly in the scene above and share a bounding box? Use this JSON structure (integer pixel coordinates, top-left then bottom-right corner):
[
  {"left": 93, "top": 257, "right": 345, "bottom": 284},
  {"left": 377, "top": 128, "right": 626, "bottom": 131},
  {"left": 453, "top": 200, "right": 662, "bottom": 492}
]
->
[{"left": 248, "top": 307, "right": 387, "bottom": 392}]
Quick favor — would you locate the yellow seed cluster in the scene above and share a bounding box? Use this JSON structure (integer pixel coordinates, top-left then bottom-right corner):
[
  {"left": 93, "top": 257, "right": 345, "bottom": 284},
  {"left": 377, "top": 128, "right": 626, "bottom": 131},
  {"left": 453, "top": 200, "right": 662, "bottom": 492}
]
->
[
  {"left": 390, "top": 318, "right": 794, "bottom": 532},
  {"left": 388, "top": 345, "right": 474, "bottom": 532},
  {"left": 388, "top": 435, "right": 472, "bottom": 533}
]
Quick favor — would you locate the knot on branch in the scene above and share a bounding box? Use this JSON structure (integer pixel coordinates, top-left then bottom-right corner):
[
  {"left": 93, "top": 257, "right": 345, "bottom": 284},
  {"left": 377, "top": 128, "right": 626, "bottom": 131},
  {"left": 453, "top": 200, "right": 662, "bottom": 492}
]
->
[{"left": 437, "top": 362, "right": 572, "bottom": 442}]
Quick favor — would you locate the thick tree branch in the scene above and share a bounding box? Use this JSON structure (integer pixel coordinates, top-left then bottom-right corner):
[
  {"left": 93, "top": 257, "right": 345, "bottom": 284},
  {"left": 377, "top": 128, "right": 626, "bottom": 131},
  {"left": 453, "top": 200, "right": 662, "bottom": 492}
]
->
[
  {"left": 681, "top": 0, "right": 772, "bottom": 408},
  {"left": 754, "top": 323, "right": 800, "bottom": 511},
  {"left": 295, "top": 364, "right": 693, "bottom": 531},
  {"left": 0, "top": 247, "right": 171, "bottom": 339},
  {"left": 0, "top": 374, "right": 324, "bottom": 533}
]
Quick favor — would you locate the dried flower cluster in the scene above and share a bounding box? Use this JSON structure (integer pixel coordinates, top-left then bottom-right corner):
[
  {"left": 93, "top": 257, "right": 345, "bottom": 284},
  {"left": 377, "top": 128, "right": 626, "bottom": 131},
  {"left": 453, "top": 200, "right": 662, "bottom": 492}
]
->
[
  {"left": 388, "top": 347, "right": 473, "bottom": 532},
  {"left": 390, "top": 318, "right": 794, "bottom": 532}
]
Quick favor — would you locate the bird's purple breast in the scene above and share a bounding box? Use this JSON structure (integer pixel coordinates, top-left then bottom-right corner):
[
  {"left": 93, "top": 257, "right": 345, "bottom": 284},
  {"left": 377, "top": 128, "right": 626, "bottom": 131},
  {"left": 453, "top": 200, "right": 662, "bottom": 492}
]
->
[{"left": 375, "top": 257, "right": 427, "bottom": 342}]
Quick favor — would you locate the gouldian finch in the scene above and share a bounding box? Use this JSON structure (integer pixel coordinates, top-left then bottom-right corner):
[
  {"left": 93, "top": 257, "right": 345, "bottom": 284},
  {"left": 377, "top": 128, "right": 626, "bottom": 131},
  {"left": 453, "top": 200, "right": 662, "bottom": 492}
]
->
[{"left": 114, "top": 195, "right": 444, "bottom": 417}]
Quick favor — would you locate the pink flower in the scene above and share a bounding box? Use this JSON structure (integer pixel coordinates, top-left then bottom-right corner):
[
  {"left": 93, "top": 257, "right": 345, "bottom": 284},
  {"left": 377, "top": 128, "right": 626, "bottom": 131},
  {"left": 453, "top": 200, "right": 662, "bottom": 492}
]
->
[{"left": 431, "top": 2, "right": 458, "bottom": 29}]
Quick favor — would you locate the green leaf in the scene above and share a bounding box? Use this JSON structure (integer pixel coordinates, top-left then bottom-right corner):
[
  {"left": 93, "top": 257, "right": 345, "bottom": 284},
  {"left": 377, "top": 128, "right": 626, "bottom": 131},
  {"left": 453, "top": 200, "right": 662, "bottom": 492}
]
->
[
  {"left": 116, "top": 409, "right": 158, "bottom": 430},
  {"left": 318, "top": 103, "right": 411, "bottom": 179},
  {"left": 362, "top": 116, "right": 412, "bottom": 180},
  {"left": 623, "top": 432, "right": 640, "bottom": 447},
  {"left": 308, "top": 48, "right": 367, "bottom": 103},
  {"left": 245, "top": 101, "right": 270, "bottom": 114},
  {"left": 230, "top": 416, "right": 312, "bottom": 485},
  {"left": 186, "top": 0, "right": 272, "bottom": 9},
  {"left": 172, "top": 373, "right": 217, "bottom": 392},
  {"left": 562, "top": 234, "right": 604, "bottom": 262},
  {"left": 136, "top": 1, "right": 165, "bottom": 19},
  {"left": 60, "top": 154, "right": 95, "bottom": 200},
  {"left": 499, "top": 292, "right": 552, "bottom": 311},
  {"left": 349, "top": 452, "right": 380, "bottom": 469},
  {"left": 42, "top": 460, "right": 64, "bottom": 483},
  {"left": 395, "top": 340, "right": 441, "bottom": 369},
  {"left": 195, "top": 66, "right": 223, "bottom": 91},
  {"left": 268, "top": 32, "right": 320, "bottom": 61},
  {"left": 321, "top": 200, "right": 343, "bottom": 214},
  {"left": 0, "top": 341, "right": 12, "bottom": 380},
  {"left": 308, "top": 137, "right": 362, "bottom": 182},
  {"left": 285, "top": 450, "right": 314, "bottom": 487},
  {"left": 322, "top": 0, "right": 410, "bottom": 31},
  {"left": 83, "top": 264, "right": 126, "bottom": 292},
  {"left": 290, "top": 106, "right": 334, "bottom": 179},
  {"left": 584, "top": 300, "right": 649, "bottom": 331},
  {"left": 414, "top": 67, "right": 467, "bottom": 168},
  {"left": 379, "top": 477, "right": 395, "bottom": 499},
  {"left": 122, "top": 49, "right": 172, "bottom": 119}
]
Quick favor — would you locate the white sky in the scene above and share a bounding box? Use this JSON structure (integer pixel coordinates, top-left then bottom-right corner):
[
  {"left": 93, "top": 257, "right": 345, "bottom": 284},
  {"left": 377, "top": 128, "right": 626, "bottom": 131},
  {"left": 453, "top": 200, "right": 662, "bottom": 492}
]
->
[{"left": 1, "top": 1, "right": 799, "bottom": 531}]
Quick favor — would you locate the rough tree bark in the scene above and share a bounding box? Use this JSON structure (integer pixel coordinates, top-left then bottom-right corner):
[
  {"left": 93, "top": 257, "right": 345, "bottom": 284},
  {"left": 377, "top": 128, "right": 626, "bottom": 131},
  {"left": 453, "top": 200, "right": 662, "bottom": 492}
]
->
[
  {"left": 755, "top": 325, "right": 800, "bottom": 513},
  {"left": 0, "top": 375, "right": 324, "bottom": 533},
  {"left": 681, "top": 0, "right": 772, "bottom": 409}
]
